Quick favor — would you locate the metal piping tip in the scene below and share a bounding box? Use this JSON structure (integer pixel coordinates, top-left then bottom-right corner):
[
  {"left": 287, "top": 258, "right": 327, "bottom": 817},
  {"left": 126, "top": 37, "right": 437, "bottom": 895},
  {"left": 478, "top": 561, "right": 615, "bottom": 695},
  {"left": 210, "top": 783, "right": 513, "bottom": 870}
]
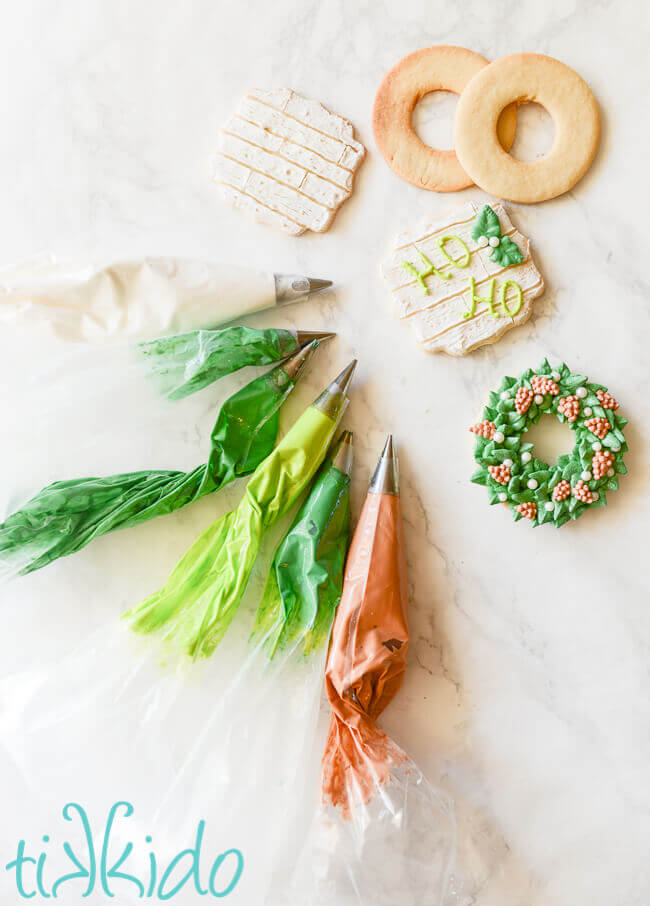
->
[
  {"left": 369, "top": 434, "right": 399, "bottom": 495},
  {"left": 295, "top": 329, "right": 336, "bottom": 347},
  {"left": 274, "top": 274, "right": 333, "bottom": 305},
  {"left": 279, "top": 339, "right": 319, "bottom": 382},
  {"left": 329, "top": 430, "right": 354, "bottom": 477},
  {"left": 332, "top": 359, "right": 357, "bottom": 396}
]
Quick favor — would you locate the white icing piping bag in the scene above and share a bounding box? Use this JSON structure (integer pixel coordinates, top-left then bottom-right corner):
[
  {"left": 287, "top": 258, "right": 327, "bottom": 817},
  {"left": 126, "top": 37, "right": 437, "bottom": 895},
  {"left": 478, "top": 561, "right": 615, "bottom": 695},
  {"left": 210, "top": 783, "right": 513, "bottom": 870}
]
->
[{"left": 0, "top": 255, "right": 332, "bottom": 342}]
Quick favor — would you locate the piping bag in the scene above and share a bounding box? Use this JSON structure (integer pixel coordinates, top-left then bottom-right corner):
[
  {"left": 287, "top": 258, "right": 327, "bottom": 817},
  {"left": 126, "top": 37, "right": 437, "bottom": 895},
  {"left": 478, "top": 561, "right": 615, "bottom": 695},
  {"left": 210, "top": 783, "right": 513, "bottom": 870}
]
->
[
  {"left": 252, "top": 430, "right": 353, "bottom": 658},
  {"left": 124, "top": 360, "right": 357, "bottom": 659},
  {"left": 278, "top": 438, "right": 456, "bottom": 906},
  {"left": 0, "top": 255, "right": 332, "bottom": 342},
  {"left": 0, "top": 341, "right": 322, "bottom": 579}
]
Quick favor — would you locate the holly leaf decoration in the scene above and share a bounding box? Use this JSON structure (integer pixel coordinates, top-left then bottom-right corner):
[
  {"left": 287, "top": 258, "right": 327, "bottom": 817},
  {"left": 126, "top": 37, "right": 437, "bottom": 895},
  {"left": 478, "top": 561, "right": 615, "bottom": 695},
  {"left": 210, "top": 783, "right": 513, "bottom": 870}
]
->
[
  {"left": 489, "top": 235, "right": 524, "bottom": 268},
  {"left": 471, "top": 205, "right": 501, "bottom": 241}
]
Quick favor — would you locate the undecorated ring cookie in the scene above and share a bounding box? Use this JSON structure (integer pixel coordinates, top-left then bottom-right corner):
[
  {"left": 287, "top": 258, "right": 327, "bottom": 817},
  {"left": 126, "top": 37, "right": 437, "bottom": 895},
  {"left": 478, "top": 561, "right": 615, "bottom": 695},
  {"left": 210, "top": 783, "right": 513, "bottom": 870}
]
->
[
  {"left": 470, "top": 359, "right": 627, "bottom": 527},
  {"left": 455, "top": 53, "right": 600, "bottom": 203},
  {"left": 373, "top": 46, "right": 517, "bottom": 192}
]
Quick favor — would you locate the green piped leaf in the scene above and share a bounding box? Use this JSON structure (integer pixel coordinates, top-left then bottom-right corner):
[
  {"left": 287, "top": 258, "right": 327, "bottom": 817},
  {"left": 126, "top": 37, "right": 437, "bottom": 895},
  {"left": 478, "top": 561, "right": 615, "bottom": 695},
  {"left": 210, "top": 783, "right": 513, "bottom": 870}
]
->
[
  {"left": 490, "top": 235, "right": 524, "bottom": 268},
  {"left": 471, "top": 204, "right": 501, "bottom": 241}
]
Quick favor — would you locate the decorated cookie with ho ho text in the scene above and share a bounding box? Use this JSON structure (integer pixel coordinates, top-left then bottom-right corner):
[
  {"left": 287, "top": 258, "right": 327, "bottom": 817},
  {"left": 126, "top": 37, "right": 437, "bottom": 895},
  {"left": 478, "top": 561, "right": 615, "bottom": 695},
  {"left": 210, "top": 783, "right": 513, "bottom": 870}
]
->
[{"left": 380, "top": 201, "right": 544, "bottom": 356}]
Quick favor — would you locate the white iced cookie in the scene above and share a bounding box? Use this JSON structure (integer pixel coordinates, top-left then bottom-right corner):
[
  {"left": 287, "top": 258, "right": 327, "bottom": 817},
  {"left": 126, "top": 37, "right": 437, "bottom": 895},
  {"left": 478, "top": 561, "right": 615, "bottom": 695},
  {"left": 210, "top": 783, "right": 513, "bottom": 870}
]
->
[
  {"left": 213, "top": 89, "right": 365, "bottom": 236},
  {"left": 380, "top": 201, "right": 544, "bottom": 356}
]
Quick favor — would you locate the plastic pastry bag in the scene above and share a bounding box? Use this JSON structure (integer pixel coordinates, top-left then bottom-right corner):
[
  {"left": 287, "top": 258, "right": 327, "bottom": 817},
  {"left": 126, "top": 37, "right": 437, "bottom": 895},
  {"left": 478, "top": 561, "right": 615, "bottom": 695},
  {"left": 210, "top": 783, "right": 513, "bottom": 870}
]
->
[
  {"left": 252, "top": 430, "right": 353, "bottom": 659},
  {"left": 0, "top": 330, "right": 319, "bottom": 581},
  {"left": 0, "top": 256, "right": 285, "bottom": 341},
  {"left": 273, "top": 439, "right": 457, "bottom": 906}
]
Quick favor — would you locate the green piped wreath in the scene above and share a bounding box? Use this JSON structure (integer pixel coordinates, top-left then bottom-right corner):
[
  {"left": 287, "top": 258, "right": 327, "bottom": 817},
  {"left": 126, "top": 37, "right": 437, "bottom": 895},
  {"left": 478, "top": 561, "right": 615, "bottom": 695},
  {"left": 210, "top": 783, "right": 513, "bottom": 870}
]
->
[{"left": 470, "top": 359, "right": 628, "bottom": 527}]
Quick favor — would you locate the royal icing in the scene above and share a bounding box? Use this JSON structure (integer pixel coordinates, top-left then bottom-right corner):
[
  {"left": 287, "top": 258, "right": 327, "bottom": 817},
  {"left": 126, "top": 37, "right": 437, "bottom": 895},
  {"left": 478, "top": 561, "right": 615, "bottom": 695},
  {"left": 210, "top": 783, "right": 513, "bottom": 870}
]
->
[
  {"left": 381, "top": 202, "right": 544, "bottom": 355},
  {"left": 470, "top": 360, "right": 628, "bottom": 527}
]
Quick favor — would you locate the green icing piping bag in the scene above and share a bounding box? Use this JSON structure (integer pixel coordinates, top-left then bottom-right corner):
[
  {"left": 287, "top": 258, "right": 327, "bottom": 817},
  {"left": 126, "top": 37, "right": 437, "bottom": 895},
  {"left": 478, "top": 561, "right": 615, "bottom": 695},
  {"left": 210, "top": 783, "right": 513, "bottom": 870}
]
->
[
  {"left": 252, "top": 430, "right": 353, "bottom": 659},
  {"left": 125, "top": 360, "right": 357, "bottom": 660},
  {"left": 141, "top": 326, "right": 335, "bottom": 400},
  {"left": 0, "top": 342, "right": 322, "bottom": 578}
]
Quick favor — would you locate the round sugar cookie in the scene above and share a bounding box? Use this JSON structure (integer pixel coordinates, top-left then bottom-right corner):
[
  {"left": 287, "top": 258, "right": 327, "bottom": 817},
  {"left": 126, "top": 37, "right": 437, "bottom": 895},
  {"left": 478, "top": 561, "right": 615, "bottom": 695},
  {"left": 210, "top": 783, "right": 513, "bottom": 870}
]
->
[
  {"left": 373, "top": 46, "right": 517, "bottom": 192},
  {"left": 455, "top": 53, "right": 600, "bottom": 203}
]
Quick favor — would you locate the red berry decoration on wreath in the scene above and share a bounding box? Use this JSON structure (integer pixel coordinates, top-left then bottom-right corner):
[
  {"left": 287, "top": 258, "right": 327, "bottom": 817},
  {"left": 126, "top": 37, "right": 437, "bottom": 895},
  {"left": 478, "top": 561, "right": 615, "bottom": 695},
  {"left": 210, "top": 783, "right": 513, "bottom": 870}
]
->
[
  {"left": 515, "top": 502, "right": 537, "bottom": 520},
  {"left": 515, "top": 386, "right": 534, "bottom": 415},
  {"left": 584, "top": 417, "right": 610, "bottom": 440},
  {"left": 592, "top": 450, "right": 615, "bottom": 480},
  {"left": 596, "top": 389, "right": 619, "bottom": 410},
  {"left": 469, "top": 420, "right": 496, "bottom": 439},
  {"left": 572, "top": 480, "right": 594, "bottom": 504},
  {"left": 531, "top": 375, "right": 559, "bottom": 396},
  {"left": 488, "top": 464, "right": 511, "bottom": 485},
  {"left": 552, "top": 480, "right": 571, "bottom": 502},
  {"left": 557, "top": 395, "right": 580, "bottom": 422},
  {"left": 471, "top": 361, "right": 627, "bottom": 528}
]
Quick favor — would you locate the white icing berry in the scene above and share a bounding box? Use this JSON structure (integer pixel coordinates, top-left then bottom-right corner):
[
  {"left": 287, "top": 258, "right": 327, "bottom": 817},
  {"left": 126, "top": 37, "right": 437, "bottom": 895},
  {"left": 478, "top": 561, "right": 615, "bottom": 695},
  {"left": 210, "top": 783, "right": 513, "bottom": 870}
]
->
[
  {"left": 476, "top": 235, "right": 488, "bottom": 248},
  {"left": 581, "top": 470, "right": 592, "bottom": 481},
  {"left": 489, "top": 236, "right": 500, "bottom": 248},
  {"left": 583, "top": 407, "right": 592, "bottom": 417},
  {"left": 576, "top": 386, "right": 587, "bottom": 399},
  {"left": 503, "top": 458, "right": 513, "bottom": 468},
  {"left": 611, "top": 444, "right": 620, "bottom": 452},
  {"left": 592, "top": 492, "right": 599, "bottom": 502},
  {"left": 521, "top": 451, "right": 532, "bottom": 464},
  {"left": 607, "top": 468, "right": 615, "bottom": 477},
  {"left": 527, "top": 478, "right": 538, "bottom": 490},
  {"left": 534, "top": 394, "right": 544, "bottom": 405},
  {"left": 592, "top": 442, "right": 602, "bottom": 452},
  {"left": 551, "top": 371, "right": 561, "bottom": 382},
  {"left": 498, "top": 492, "right": 508, "bottom": 502},
  {"left": 493, "top": 431, "right": 505, "bottom": 444},
  {"left": 545, "top": 501, "right": 554, "bottom": 512},
  {"left": 500, "top": 390, "right": 510, "bottom": 400}
]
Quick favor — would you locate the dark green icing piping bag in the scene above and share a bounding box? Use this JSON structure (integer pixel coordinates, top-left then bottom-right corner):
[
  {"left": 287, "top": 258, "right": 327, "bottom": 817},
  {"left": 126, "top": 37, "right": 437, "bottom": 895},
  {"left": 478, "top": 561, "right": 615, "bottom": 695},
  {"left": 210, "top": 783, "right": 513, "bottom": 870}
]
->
[
  {"left": 0, "top": 342, "right": 321, "bottom": 578},
  {"left": 140, "top": 326, "right": 336, "bottom": 399},
  {"left": 252, "top": 430, "right": 353, "bottom": 659}
]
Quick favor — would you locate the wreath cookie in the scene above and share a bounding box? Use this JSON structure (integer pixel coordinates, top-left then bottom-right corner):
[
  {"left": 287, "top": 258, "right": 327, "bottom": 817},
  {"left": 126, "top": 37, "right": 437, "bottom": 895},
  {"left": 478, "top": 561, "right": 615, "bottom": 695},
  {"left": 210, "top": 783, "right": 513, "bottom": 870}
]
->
[{"left": 470, "top": 360, "right": 627, "bottom": 527}]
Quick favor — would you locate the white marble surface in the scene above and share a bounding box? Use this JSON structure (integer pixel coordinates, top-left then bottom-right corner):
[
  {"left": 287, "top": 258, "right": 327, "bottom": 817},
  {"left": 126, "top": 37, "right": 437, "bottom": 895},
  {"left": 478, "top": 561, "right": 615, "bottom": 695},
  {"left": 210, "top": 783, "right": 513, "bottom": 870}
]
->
[{"left": 0, "top": 1, "right": 649, "bottom": 904}]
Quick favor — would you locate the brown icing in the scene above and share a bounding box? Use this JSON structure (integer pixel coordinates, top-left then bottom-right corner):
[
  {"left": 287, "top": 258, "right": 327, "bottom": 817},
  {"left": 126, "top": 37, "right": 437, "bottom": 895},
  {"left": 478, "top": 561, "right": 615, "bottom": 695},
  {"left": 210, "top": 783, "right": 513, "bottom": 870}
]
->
[{"left": 321, "top": 490, "right": 409, "bottom": 817}]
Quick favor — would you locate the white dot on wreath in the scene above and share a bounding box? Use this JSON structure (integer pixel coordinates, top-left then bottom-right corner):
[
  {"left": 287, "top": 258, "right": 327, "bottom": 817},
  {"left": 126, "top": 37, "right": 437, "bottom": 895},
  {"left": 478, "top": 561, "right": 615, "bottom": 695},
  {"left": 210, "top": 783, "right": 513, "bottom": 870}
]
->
[
  {"left": 581, "top": 470, "right": 592, "bottom": 481},
  {"left": 493, "top": 431, "right": 505, "bottom": 443},
  {"left": 592, "top": 442, "right": 602, "bottom": 451},
  {"left": 551, "top": 372, "right": 561, "bottom": 382},
  {"left": 545, "top": 501, "right": 554, "bottom": 512},
  {"left": 521, "top": 452, "right": 532, "bottom": 464},
  {"left": 477, "top": 236, "right": 488, "bottom": 248},
  {"left": 503, "top": 458, "right": 513, "bottom": 468},
  {"left": 534, "top": 394, "right": 544, "bottom": 405},
  {"left": 489, "top": 236, "right": 500, "bottom": 248},
  {"left": 611, "top": 444, "right": 620, "bottom": 452},
  {"left": 583, "top": 407, "right": 592, "bottom": 416},
  {"left": 592, "top": 492, "right": 600, "bottom": 502},
  {"left": 607, "top": 468, "right": 615, "bottom": 477},
  {"left": 576, "top": 387, "right": 588, "bottom": 399},
  {"left": 498, "top": 492, "right": 507, "bottom": 502},
  {"left": 527, "top": 479, "right": 538, "bottom": 490},
  {"left": 500, "top": 391, "right": 510, "bottom": 400}
]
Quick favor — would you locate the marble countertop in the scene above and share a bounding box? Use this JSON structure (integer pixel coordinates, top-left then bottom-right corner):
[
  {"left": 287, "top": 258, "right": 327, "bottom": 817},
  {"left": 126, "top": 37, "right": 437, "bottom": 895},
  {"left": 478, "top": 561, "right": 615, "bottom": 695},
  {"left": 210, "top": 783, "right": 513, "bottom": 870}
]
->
[{"left": 1, "top": 1, "right": 649, "bottom": 904}]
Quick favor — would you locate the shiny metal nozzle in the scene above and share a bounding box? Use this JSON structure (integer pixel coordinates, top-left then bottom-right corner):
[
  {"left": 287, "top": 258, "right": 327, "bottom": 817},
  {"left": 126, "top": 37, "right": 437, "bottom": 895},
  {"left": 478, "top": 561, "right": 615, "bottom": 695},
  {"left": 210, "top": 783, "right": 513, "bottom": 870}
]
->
[
  {"left": 313, "top": 359, "right": 357, "bottom": 421},
  {"left": 295, "top": 329, "right": 336, "bottom": 347},
  {"left": 369, "top": 434, "right": 399, "bottom": 496},
  {"left": 329, "top": 430, "right": 354, "bottom": 477},
  {"left": 274, "top": 274, "right": 333, "bottom": 305},
  {"left": 278, "top": 339, "right": 319, "bottom": 382}
]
